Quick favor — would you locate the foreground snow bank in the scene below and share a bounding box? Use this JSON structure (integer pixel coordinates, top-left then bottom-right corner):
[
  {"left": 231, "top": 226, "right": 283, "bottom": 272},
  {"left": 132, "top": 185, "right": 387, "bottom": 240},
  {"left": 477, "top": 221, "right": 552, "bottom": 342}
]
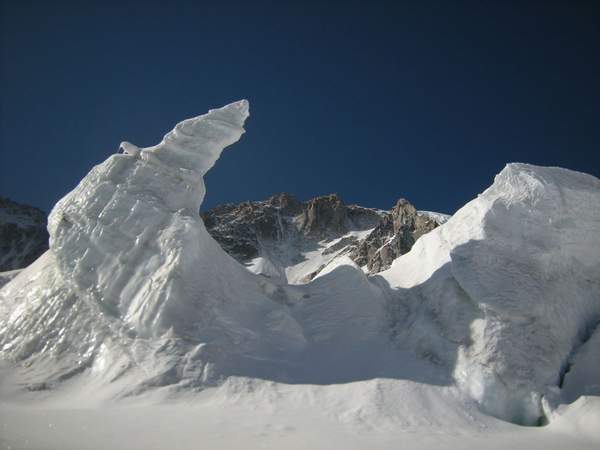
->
[
  {"left": 1, "top": 379, "right": 599, "bottom": 450},
  {"left": 381, "top": 163, "right": 600, "bottom": 424}
]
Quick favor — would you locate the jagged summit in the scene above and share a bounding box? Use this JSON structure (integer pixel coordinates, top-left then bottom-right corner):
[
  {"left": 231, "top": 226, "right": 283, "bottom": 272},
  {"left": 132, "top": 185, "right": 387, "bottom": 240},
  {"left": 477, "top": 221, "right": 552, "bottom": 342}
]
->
[
  {"left": 202, "top": 191, "right": 443, "bottom": 282},
  {"left": 267, "top": 192, "right": 304, "bottom": 214},
  {"left": 1, "top": 101, "right": 261, "bottom": 392}
]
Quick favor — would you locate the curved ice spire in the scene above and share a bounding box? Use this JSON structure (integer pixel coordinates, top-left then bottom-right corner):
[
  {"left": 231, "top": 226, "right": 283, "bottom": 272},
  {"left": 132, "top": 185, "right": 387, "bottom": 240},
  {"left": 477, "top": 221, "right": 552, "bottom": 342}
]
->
[
  {"left": 1, "top": 99, "right": 307, "bottom": 392},
  {"left": 44, "top": 101, "right": 252, "bottom": 336},
  {"left": 144, "top": 99, "right": 249, "bottom": 175}
]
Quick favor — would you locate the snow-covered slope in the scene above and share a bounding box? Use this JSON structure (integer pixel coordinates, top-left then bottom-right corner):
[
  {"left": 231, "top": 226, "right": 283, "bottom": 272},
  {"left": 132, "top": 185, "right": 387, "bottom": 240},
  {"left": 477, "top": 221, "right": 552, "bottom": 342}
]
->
[
  {"left": 3, "top": 380, "right": 599, "bottom": 450},
  {"left": 417, "top": 210, "right": 451, "bottom": 224},
  {"left": 1, "top": 100, "right": 599, "bottom": 449},
  {"left": 201, "top": 193, "right": 382, "bottom": 283}
]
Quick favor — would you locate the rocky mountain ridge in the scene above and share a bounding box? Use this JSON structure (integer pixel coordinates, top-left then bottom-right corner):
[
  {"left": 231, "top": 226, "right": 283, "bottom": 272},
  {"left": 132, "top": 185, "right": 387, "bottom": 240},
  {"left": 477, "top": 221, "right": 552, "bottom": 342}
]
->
[{"left": 202, "top": 192, "right": 447, "bottom": 281}]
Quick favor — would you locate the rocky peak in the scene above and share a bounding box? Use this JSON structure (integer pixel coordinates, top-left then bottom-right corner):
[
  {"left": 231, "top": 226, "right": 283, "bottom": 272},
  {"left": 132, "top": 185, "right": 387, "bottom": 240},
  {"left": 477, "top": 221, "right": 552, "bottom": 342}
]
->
[
  {"left": 202, "top": 192, "right": 446, "bottom": 280},
  {"left": 350, "top": 198, "right": 439, "bottom": 273},
  {"left": 392, "top": 198, "right": 417, "bottom": 227},
  {"left": 300, "top": 193, "right": 347, "bottom": 237},
  {"left": 267, "top": 192, "right": 303, "bottom": 215}
]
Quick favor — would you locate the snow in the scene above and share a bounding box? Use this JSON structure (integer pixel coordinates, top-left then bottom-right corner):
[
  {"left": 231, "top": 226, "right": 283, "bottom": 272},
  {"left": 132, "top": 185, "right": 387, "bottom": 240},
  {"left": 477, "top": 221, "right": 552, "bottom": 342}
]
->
[
  {"left": 379, "top": 163, "right": 600, "bottom": 424},
  {"left": 0, "top": 101, "right": 599, "bottom": 448},
  {"left": 242, "top": 222, "right": 376, "bottom": 284},
  {"left": 417, "top": 210, "right": 451, "bottom": 224},
  {"left": 561, "top": 323, "right": 600, "bottom": 402},
  {"left": 1, "top": 100, "right": 298, "bottom": 394},
  {"left": 281, "top": 228, "right": 374, "bottom": 284},
  {"left": 1, "top": 381, "right": 598, "bottom": 450}
]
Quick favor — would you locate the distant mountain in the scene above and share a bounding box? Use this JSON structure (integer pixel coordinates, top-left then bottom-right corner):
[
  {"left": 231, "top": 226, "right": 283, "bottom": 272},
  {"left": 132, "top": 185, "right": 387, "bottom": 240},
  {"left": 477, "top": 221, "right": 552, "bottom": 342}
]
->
[
  {"left": 202, "top": 193, "right": 448, "bottom": 283},
  {"left": 0, "top": 197, "right": 49, "bottom": 272}
]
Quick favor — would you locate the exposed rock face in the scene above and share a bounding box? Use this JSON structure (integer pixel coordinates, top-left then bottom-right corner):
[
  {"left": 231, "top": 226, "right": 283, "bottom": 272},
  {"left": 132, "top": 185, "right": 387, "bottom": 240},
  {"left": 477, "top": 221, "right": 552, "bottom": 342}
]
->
[
  {"left": 350, "top": 199, "right": 439, "bottom": 272},
  {"left": 201, "top": 193, "right": 304, "bottom": 260},
  {"left": 269, "top": 192, "right": 304, "bottom": 216},
  {"left": 0, "top": 197, "right": 49, "bottom": 271},
  {"left": 202, "top": 193, "right": 444, "bottom": 279},
  {"left": 300, "top": 194, "right": 348, "bottom": 237}
]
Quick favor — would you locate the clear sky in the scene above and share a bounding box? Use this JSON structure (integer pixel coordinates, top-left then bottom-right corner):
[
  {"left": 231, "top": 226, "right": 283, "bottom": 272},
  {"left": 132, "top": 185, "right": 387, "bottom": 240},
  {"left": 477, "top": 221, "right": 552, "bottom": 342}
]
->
[{"left": 1, "top": 0, "right": 599, "bottom": 215}]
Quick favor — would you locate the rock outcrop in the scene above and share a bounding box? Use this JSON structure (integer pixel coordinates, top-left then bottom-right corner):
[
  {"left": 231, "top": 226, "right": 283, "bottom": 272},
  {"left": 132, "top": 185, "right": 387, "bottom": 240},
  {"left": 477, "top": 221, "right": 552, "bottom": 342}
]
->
[
  {"left": 350, "top": 199, "right": 439, "bottom": 272},
  {"left": 202, "top": 193, "right": 445, "bottom": 280},
  {"left": 299, "top": 194, "right": 348, "bottom": 237}
]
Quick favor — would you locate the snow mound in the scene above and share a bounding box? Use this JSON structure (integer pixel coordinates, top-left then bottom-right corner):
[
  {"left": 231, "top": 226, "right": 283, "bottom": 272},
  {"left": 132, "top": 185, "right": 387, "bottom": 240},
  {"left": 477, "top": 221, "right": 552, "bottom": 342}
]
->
[
  {"left": 417, "top": 210, "right": 451, "bottom": 224},
  {"left": 380, "top": 163, "right": 600, "bottom": 424}
]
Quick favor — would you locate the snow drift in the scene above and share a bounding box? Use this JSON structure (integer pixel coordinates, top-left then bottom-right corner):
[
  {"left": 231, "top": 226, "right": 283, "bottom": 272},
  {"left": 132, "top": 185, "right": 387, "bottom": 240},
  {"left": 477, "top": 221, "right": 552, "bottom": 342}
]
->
[{"left": 1, "top": 101, "right": 599, "bottom": 429}]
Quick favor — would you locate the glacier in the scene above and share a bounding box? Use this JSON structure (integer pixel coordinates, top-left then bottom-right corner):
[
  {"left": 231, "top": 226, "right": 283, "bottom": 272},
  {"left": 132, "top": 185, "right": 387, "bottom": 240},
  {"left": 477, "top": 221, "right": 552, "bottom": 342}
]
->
[{"left": 0, "top": 100, "right": 599, "bottom": 449}]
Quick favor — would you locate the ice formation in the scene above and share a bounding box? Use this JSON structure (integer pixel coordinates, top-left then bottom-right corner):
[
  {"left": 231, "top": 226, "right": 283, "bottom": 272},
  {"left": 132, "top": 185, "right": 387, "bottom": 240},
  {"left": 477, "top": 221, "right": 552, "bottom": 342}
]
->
[
  {"left": 379, "top": 163, "right": 600, "bottom": 424},
  {"left": 0, "top": 101, "right": 390, "bottom": 394},
  {"left": 46, "top": 99, "right": 252, "bottom": 337},
  {"left": 1, "top": 100, "right": 599, "bottom": 430},
  {"left": 0, "top": 100, "right": 306, "bottom": 390}
]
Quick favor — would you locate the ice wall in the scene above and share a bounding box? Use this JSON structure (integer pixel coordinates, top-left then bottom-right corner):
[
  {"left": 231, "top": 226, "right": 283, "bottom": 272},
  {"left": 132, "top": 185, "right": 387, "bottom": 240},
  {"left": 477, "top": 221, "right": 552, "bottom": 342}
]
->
[
  {"left": 381, "top": 163, "right": 600, "bottom": 424},
  {"left": 0, "top": 101, "right": 305, "bottom": 391},
  {"left": 46, "top": 100, "right": 249, "bottom": 336}
]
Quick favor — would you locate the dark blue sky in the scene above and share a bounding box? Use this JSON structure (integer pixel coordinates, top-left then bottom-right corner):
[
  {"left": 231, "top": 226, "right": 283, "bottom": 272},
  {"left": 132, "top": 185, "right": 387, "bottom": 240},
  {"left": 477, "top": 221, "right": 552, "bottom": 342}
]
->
[{"left": 1, "top": 0, "right": 599, "bottom": 215}]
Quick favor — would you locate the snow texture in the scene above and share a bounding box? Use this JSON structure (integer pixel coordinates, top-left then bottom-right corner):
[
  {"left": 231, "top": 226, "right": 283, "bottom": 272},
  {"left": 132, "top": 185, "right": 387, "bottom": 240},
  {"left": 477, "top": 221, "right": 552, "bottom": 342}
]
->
[
  {"left": 379, "top": 163, "right": 600, "bottom": 424},
  {"left": 417, "top": 210, "right": 451, "bottom": 224},
  {"left": 1, "top": 100, "right": 599, "bottom": 447}
]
